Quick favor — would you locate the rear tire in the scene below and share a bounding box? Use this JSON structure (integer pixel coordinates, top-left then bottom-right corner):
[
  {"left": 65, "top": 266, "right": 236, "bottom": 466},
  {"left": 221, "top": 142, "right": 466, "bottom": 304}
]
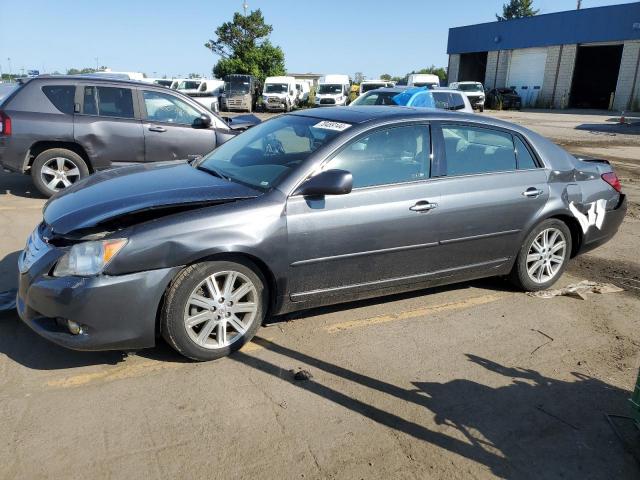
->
[
  {"left": 161, "top": 260, "right": 267, "bottom": 361},
  {"left": 509, "top": 219, "right": 572, "bottom": 291},
  {"left": 31, "top": 148, "right": 89, "bottom": 198}
]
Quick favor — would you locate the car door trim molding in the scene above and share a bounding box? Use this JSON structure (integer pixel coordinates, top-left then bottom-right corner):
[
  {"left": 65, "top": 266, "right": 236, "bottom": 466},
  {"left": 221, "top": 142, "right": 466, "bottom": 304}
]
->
[
  {"left": 439, "top": 228, "right": 521, "bottom": 245},
  {"left": 290, "top": 240, "right": 440, "bottom": 267},
  {"left": 290, "top": 257, "right": 511, "bottom": 300}
]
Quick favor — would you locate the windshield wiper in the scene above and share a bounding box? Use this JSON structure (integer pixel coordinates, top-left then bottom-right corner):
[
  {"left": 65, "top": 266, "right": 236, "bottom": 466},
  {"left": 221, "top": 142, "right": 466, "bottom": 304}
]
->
[{"left": 196, "top": 165, "right": 232, "bottom": 182}]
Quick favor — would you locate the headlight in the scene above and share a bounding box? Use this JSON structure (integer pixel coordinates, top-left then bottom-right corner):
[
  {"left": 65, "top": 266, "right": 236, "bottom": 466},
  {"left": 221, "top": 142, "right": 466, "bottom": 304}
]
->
[{"left": 53, "top": 238, "right": 127, "bottom": 277}]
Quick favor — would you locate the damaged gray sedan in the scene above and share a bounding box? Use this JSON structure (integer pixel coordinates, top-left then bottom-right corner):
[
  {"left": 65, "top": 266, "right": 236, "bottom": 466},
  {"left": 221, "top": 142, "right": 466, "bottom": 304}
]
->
[{"left": 16, "top": 107, "right": 626, "bottom": 360}]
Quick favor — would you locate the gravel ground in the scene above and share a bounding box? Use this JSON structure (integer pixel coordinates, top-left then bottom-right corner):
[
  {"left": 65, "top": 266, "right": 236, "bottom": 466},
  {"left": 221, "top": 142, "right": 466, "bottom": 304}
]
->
[{"left": 1, "top": 109, "right": 639, "bottom": 479}]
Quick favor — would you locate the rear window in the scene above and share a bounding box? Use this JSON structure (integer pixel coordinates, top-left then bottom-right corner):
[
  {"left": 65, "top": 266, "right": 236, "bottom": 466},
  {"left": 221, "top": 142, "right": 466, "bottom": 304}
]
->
[{"left": 42, "top": 85, "right": 75, "bottom": 114}]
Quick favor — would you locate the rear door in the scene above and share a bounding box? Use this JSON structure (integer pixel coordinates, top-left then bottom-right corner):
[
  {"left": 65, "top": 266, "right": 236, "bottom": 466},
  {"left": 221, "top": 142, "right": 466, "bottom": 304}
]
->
[
  {"left": 74, "top": 83, "right": 144, "bottom": 168},
  {"left": 139, "top": 89, "right": 217, "bottom": 162},
  {"left": 431, "top": 122, "right": 548, "bottom": 275}
]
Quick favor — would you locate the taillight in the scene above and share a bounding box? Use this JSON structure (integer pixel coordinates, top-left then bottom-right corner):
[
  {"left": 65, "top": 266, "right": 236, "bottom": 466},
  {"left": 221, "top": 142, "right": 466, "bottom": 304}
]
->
[
  {"left": 0, "top": 111, "right": 11, "bottom": 135},
  {"left": 601, "top": 172, "right": 622, "bottom": 192}
]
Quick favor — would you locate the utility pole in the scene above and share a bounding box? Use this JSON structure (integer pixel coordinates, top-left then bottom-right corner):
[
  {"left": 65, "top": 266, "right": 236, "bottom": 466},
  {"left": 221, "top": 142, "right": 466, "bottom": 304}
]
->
[
  {"left": 577, "top": 0, "right": 582, "bottom": 9},
  {"left": 7, "top": 58, "right": 12, "bottom": 76},
  {"left": 95, "top": 57, "right": 99, "bottom": 70},
  {"left": 242, "top": 0, "right": 248, "bottom": 15}
]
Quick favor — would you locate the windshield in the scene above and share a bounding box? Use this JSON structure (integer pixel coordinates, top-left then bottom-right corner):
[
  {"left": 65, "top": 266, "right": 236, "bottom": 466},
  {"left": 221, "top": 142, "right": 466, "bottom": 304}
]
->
[
  {"left": 198, "top": 115, "right": 345, "bottom": 190},
  {"left": 225, "top": 78, "right": 251, "bottom": 94},
  {"left": 361, "top": 83, "right": 386, "bottom": 93},
  {"left": 265, "top": 83, "right": 288, "bottom": 94},
  {"left": 178, "top": 81, "right": 201, "bottom": 90},
  {"left": 458, "top": 83, "right": 483, "bottom": 92},
  {"left": 350, "top": 91, "right": 399, "bottom": 106},
  {"left": 318, "top": 84, "right": 342, "bottom": 94}
]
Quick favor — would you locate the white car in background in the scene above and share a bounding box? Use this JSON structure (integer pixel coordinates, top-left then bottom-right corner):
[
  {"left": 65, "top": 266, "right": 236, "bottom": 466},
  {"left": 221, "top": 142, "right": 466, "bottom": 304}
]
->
[
  {"left": 263, "top": 76, "right": 298, "bottom": 112},
  {"left": 449, "top": 81, "right": 486, "bottom": 112},
  {"left": 359, "top": 80, "right": 394, "bottom": 95}
]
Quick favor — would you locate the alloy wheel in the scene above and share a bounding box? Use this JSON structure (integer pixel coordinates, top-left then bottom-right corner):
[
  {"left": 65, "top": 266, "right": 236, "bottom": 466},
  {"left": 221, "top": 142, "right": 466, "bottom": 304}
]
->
[
  {"left": 526, "top": 227, "right": 567, "bottom": 284},
  {"left": 40, "top": 157, "right": 81, "bottom": 191},
  {"left": 183, "top": 270, "right": 259, "bottom": 349}
]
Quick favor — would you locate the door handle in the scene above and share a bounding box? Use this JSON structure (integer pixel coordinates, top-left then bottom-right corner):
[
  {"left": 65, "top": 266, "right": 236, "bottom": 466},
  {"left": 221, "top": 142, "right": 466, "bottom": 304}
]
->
[
  {"left": 522, "top": 187, "right": 544, "bottom": 198},
  {"left": 410, "top": 200, "right": 438, "bottom": 212},
  {"left": 148, "top": 126, "right": 167, "bottom": 132}
]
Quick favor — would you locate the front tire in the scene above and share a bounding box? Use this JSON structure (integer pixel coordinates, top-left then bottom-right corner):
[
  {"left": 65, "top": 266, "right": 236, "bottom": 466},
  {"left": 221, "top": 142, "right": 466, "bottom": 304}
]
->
[
  {"left": 161, "top": 260, "right": 267, "bottom": 361},
  {"left": 509, "top": 219, "right": 572, "bottom": 291},
  {"left": 31, "top": 148, "right": 89, "bottom": 198}
]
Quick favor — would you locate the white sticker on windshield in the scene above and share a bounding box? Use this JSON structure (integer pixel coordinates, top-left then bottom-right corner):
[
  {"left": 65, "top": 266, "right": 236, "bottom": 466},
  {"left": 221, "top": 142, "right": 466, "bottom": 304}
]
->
[{"left": 313, "top": 120, "right": 352, "bottom": 132}]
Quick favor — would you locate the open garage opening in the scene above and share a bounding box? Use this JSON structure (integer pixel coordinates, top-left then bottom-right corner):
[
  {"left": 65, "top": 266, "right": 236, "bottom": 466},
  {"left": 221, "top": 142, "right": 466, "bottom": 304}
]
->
[
  {"left": 458, "top": 52, "right": 488, "bottom": 83},
  {"left": 570, "top": 44, "right": 623, "bottom": 109}
]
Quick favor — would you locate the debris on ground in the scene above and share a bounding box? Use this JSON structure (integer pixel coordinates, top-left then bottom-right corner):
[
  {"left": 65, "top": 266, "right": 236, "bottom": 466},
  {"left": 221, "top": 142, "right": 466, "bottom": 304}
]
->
[
  {"left": 527, "top": 280, "right": 624, "bottom": 300},
  {"left": 0, "top": 289, "right": 17, "bottom": 311},
  {"left": 291, "top": 368, "right": 313, "bottom": 381}
]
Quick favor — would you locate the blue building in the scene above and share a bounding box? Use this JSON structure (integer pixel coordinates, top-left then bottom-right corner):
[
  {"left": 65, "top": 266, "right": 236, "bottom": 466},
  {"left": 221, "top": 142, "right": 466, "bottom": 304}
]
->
[{"left": 447, "top": 2, "right": 640, "bottom": 110}]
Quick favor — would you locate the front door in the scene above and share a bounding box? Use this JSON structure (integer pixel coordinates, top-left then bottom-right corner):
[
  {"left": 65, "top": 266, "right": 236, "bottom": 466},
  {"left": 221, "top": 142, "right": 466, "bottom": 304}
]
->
[
  {"left": 140, "top": 89, "right": 217, "bottom": 162},
  {"left": 286, "top": 124, "right": 442, "bottom": 302},
  {"left": 434, "top": 123, "right": 548, "bottom": 274}
]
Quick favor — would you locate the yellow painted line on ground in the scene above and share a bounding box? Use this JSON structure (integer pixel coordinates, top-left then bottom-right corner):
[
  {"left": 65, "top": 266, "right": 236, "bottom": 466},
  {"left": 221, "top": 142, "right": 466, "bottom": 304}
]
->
[
  {"left": 0, "top": 205, "right": 43, "bottom": 211},
  {"left": 45, "top": 339, "right": 268, "bottom": 388},
  {"left": 325, "top": 293, "right": 506, "bottom": 334}
]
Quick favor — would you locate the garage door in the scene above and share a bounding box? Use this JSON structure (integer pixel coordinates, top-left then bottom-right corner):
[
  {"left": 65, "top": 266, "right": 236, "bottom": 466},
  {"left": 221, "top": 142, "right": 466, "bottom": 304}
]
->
[{"left": 507, "top": 48, "right": 547, "bottom": 107}]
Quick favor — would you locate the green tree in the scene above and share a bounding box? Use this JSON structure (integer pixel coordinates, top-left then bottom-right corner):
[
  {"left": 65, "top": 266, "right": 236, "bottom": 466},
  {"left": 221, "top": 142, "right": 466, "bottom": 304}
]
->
[
  {"left": 66, "top": 67, "right": 109, "bottom": 75},
  {"left": 205, "top": 9, "right": 285, "bottom": 82},
  {"left": 496, "top": 0, "right": 539, "bottom": 21},
  {"left": 380, "top": 73, "right": 392, "bottom": 81}
]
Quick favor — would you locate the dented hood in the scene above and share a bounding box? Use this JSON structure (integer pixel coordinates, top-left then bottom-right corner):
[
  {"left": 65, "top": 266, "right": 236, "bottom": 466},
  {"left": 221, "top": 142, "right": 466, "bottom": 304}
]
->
[{"left": 44, "top": 161, "right": 260, "bottom": 235}]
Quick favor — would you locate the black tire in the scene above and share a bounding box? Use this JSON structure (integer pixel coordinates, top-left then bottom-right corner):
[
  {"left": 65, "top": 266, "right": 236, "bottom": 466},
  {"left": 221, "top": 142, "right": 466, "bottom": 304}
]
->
[
  {"left": 161, "top": 259, "right": 267, "bottom": 361},
  {"left": 508, "top": 219, "right": 572, "bottom": 292},
  {"left": 31, "top": 148, "right": 89, "bottom": 198},
  {"left": 479, "top": 105, "right": 484, "bottom": 113}
]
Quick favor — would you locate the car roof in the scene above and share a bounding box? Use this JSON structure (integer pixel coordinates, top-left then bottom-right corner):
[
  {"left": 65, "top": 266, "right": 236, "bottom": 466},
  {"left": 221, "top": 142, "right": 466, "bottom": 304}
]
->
[
  {"left": 18, "top": 75, "right": 155, "bottom": 88},
  {"left": 291, "top": 105, "right": 527, "bottom": 131}
]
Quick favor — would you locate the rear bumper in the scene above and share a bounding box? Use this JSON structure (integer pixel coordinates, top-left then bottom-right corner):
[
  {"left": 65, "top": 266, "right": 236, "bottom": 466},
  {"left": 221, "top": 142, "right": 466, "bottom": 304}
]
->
[
  {"left": 577, "top": 195, "right": 627, "bottom": 255},
  {"left": 17, "top": 264, "right": 181, "bottom": 351}
]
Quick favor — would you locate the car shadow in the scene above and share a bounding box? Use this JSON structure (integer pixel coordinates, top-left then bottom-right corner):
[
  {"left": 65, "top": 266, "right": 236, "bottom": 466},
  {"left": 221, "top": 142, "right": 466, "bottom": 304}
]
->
[
  {"left": 232, "top": 338, "right": 640, "bottom": 478},
  {"left": 575, "top": 122, "right": 640, "bottom": 136},
  {"left": 0, "top": 275, "right": 521, "bottom": 369},
  {"left": 0, "top": 170, "right": 45, "bottom": 199}
]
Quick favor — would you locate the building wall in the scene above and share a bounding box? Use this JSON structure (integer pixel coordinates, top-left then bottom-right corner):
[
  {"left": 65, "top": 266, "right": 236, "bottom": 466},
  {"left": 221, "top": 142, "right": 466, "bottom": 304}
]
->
[
  {"left": 537, "top": 44, "right": 577, "bottom": 108},
  {"left": 613, "top": 41, "right": 640, "bottom": 111},
  {"left": 448, "top": 54, "right": 460, "bottom": 84},
  {"left": 483, "top": 50, "right": 511, "bottom": 89}
]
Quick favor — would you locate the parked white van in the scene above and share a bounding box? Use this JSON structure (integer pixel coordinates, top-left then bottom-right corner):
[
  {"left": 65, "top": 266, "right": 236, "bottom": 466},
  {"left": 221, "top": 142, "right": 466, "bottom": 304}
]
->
[
  {"left": 262, "top": 76, "right": 298, "bottom": 112},
  {"left": 315, "top": 74, "right": 350, "bottom": 107},
  {"left": 407, "top": 73, "right": 440, "bottom": 88},
  {"left": 188, "top": 79, "right": 225, "bottom": 113},
  {"left": 295, "top": 80, "right": 311, "bottom": 104},
  {"left": 359, "top": 80, "right": 393, "bottom": 95}
]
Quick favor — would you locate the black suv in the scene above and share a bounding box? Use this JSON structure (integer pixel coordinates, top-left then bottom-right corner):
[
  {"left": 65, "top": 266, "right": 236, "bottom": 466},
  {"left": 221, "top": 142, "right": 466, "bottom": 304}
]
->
[{"left": 0, "top": 76, "right": 251, "bottom": 197}]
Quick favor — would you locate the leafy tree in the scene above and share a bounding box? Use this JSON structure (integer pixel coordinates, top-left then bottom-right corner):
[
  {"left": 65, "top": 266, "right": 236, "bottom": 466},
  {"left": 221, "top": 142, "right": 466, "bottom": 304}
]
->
[
  {"left": 66, "top": 67, "right": 109, "bottom": 75},
  {"left": 496, "top": 0, "right": 539, "bottom": 21},
  {"left": 205, "top": 9, "right": 285, "bottom": 82},
  {"left": 380, "top": 73, "right": 392, "bottom": 81}
]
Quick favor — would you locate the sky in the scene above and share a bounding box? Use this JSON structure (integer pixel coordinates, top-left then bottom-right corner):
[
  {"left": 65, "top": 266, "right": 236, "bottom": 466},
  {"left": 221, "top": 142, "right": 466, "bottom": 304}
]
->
[{"left": 0, "top": 0, "right": 637, "bottom": 79}]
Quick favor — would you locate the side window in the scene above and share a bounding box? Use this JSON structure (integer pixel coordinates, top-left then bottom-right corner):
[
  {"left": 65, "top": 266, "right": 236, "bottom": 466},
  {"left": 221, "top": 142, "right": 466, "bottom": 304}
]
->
[
  {"left": 97, "top": 87, "right": 134, "bottom": 118},
  {"left": 83, "top": 86, "right": 98, "bottom": 115},
  {"left": 143, "top": 90, "right": 202, "bottom": 125},
  {"left": 442, "top": 126, "right": 516, "bottom": 176},
  {"left": 82, "top": 86, "right": 134, "bottom": 118},
  {"left": 325, "top": 125, "right": 430, "bottom": 188},
  {"left": 42, "top": 85, "right": 75, "bottom": 114},
  {"left": 514, "top": 136, "right": 538, "bottom": 169},
  {"left": 450, "top": 93, "right": 466, "bottom": 111}
]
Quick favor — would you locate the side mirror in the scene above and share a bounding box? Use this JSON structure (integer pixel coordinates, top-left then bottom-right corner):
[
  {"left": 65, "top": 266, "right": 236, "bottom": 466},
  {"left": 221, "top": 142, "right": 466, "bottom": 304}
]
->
[
  {"left": 294, "top": 169, "right": 353, "bottom": 196},
  {"left": 193, "top": 113, "right": 212, "bottom": 128}
]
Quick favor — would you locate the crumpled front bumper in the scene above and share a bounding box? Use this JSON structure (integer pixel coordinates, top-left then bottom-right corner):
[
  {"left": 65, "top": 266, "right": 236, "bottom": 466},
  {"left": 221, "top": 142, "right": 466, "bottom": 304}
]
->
[{"left": 17, "top": 248, "right": 181, "bottom": 351}]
